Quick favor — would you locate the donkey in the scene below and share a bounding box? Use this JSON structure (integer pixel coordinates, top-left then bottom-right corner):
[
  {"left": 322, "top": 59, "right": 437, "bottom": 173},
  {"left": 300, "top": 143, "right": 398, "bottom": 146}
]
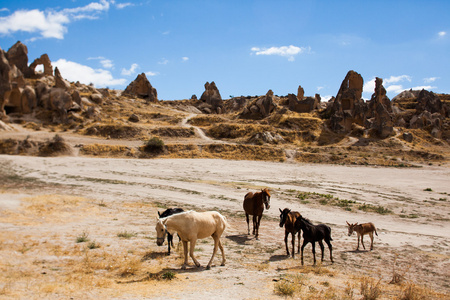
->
[
  {"left": 346, "top": 221, "right": 378, "bottom": 251},
  {"left": 243, "top": 188, "right": 271, "bottom": 240},
  {"left": 156, "top": 210, "right": 228, "bottom": 270},
  {"left": 294, "top": 215, "right": 333, "bottom": 265},
  {"left": 279, "top": 208, "right": 301, "bottom": 257},
  {"left": 158, "top": 208, "right": 184, "bottom": 255}
]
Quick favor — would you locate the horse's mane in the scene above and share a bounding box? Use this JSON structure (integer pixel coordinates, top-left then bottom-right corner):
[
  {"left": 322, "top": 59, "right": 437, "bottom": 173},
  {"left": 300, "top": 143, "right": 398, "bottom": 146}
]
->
[
  {"left": 160, "top": 210, "right": 194, "bottom": 221},
  {"left": 302, "top": 217, "right": 314, "bottom": 225},
  {"left": 159, "top": 207, "right": 184, "bottom": 219},
  {"left": 263, "top": 188, "right": 271, "bottom": 197}
]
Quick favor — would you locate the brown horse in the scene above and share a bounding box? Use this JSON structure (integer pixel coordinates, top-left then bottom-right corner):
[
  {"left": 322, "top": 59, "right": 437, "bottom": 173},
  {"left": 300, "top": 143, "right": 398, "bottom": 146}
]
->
[
  {"left": 346, "top": 221, "right": 378, "bottom": 251},
  {"left": 243, "top": 188, "right": 271, "bottom": 239},
  {"left": 279, "top": 208, "right": 301, "bottom": 257}
]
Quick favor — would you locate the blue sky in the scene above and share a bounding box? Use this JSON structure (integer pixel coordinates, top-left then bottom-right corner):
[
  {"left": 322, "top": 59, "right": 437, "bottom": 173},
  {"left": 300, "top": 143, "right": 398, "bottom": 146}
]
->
[{"left": 1, "top": 0, "right": 449, "bottom": 100}]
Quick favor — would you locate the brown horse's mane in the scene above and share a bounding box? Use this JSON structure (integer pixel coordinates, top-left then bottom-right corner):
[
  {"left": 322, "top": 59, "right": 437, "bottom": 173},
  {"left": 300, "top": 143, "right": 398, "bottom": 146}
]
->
[{"left": 262, "top": 188, "right": 271, "bottom": 197}]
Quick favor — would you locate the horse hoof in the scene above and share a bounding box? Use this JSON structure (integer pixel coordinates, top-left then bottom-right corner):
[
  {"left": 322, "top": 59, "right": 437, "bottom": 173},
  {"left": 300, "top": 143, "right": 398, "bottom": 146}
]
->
[{"left": 206, "top": 265, "right": 211, "bottom": 270}]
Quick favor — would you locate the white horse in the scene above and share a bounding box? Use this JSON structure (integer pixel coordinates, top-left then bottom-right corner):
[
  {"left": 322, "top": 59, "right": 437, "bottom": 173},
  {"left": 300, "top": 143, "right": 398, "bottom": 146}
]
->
[{"left": 155, "top": 210, "right": 228, "bottom": 270}]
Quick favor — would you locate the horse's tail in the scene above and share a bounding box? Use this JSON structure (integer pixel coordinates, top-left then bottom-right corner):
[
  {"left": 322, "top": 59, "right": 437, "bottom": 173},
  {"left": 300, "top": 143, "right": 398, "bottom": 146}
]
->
[
  {"left": 374, "top": 228, "right": 378, "bottom": 236},
  {"left": 218, "top": 213, "right": 232, "bottom": 231},
  {"left": 327, "top": 225, "right": 333, "bottom": 241}
]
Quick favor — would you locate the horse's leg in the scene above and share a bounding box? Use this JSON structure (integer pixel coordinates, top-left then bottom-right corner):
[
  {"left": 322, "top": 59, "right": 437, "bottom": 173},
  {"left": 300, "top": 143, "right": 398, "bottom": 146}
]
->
[
  {"left": 206, "top": 236, "right": 219, "bottom": 270},
  {"left": 297, "top": 231, "right": 301, "bottom": 254},
  {"left": 312, "top": 242, "right": 316, "bottom": 265},
  {"left": 291, "top": 232, "right": 295, "bottom": 258},
  {"left": 326, "top": 239, "right": 333, "bottom": 263},
  {"left": 182, "top": 240, "right": 189, "bottom": 269},
  {"left": 318, "top": 240, "right": 325, "bottom": 262},
  {"left": 356, "top": 233, "right": 360, "bottom": 250},
  {"left": 255, "top": 215, "right": 261, "bottom": 239},
  {"left": 284, "top": 231, "right": 290, "bottom": 256},
  {"left": 361, "top": 234, "right": 366, "bottom": 250},
  {"left": 167, "top": 233, "right": 173, "bottom": 255},
  {"left": 218, "top": 239, "right": 226, "bottom": 266},
  {"left": 245, "top": 213, "right": 250, "bottom": 235},
  {"left": 300, "top": 240, "right": 308, "bottom": 265},
  {"left": 189, "top": 239, "right": 201, "bottom": 268},
  {"left": 369, "top": 232, "right": 374, "bottom": 250}
]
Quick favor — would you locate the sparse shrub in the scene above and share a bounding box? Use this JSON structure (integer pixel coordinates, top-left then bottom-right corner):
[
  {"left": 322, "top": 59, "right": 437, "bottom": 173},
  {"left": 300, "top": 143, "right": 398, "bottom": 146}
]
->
[
  {"left": 118, "top": 256, "right": 142, "bottom": 277},
  {"left": 274, "top": 274, "right": 305, "bottom": 297},
  {"left": 117, "top": 231, "right": 136, "bottom": 239},
  {"left": 76, "top": 231, "right": 89, "bottom": 243},
  {"left": 399, "top": 283, "right": 427, "bottom": 300},
  {"left": 359, "top": 276, "right": 382, "bottom": 300},
  {"left": 88, "top": 241, "right": 100, "bottom": 249},
  {"left": 424, "top": 188, "right": 432, "bottom": 192},
  {"left": 274, "top": 279, "right": 296, "bottom": 297},
  {"left": 162, "top": 271, "right": 176, "bottom": 280},
  {"left": 358, "top": 203, "right": 391, "bottom": 215},
  {"left": 38, "top": 134, "right": 73, "bottom": 156},
  {"left": 143, "top": 137, "right": 165, "bottom": 153}
]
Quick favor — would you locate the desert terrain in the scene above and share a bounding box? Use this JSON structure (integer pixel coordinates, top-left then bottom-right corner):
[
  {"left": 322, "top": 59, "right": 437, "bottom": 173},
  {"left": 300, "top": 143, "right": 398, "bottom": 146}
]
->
[
  {"left": 1, "top": 41, "right": 450, "bottom": 298},
  {"left": 1, "top": 153, "right": 449, "bottom": 299}
]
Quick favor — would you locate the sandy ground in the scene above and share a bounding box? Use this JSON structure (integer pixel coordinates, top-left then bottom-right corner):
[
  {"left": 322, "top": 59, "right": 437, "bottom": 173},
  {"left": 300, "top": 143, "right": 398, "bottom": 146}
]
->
[{"left": 0, "top": 155, "right": 449, "bottom": 299}]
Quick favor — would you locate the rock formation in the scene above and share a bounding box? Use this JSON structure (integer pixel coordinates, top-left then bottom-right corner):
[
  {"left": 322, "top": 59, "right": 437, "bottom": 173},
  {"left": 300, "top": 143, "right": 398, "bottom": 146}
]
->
[
  {"left": 54, "top": 67, "right": 71, "bottom": 89},
  {"left": 199, "top": 81, "right": 223, "bottom": 113},
  {"left": 29, "top": 54, "right": 53, "bottom": 77},
  {"left": 366, "top": 77, "right": 394, "bottom": 138},
  {"left": 240, "top": 90, "right": 277, "bottom": 119},
  {"left": 0, "top": 48, "right": 12, "bottom": 120},
  {"left": 6, "top": 41, "right": 30, "bottom": 76},
  {"left": 123, "top": 73, "right": 158, "bottom": 102},
  {"left": 297, "top": 85, "right": 304, "bottom": 101},
  {"left": 288, "top": 93, "right": 320, "bottom": 113},
  {"left": 329, "top": 70, "right": 366, "bottom": 132}
]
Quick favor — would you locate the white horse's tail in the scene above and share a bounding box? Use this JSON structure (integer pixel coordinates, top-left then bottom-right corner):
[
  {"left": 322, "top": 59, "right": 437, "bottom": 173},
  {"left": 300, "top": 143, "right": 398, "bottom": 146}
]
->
[{"left": 217, "top": 212, "right": 232, "bottom": 231}]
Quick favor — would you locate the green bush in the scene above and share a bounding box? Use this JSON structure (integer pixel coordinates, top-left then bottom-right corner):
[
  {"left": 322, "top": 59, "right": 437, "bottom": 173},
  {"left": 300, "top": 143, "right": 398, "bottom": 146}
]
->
[{"left": 144, "top": 137, "right": 165, "bottom": 153}]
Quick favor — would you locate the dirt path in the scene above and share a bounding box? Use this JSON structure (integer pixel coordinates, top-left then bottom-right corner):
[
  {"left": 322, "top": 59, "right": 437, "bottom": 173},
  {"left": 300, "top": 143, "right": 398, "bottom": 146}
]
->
[{"left": 0, "top": 155, "right": 449, "bottom": 299}]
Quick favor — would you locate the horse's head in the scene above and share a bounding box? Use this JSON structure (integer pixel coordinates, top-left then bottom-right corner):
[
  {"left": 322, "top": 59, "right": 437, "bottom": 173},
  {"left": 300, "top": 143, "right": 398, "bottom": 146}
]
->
[
  {"left": 155, "top": 219, "right": 167, "bottom": 246},
  {"left": 346, "top": 221, "right": 357, "bottom": 236},
  {"left": 279, "top": 208, "right": 291, "bottom": 227},
  {"left": 262, "top": 188, "right": 271, "bottom": 210}
]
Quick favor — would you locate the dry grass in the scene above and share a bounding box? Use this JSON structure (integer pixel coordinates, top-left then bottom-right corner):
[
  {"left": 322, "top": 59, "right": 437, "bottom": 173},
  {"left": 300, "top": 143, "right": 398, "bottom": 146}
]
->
[{"left": 80, "top": 144, "right": 138, "bottom": 157}]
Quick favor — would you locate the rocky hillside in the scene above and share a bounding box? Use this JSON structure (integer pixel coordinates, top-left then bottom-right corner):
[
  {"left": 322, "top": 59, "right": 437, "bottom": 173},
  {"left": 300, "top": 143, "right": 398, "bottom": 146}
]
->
[{"left": 1, "top": 41, "right": 449, "bottom": 166}]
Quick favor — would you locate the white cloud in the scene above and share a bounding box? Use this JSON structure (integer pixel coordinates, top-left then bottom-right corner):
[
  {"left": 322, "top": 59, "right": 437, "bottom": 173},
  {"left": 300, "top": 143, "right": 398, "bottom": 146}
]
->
[
  {"left": 182, "top": 57, "right": 189, "bottom": 62},
  {"left": 121, "top": 63, "right": 139, "bottom": 76},
  {"left": 0, "top": 9, "right": 69, "bottom": 39},
  {"left": 251, "top": 45, "right": 310, "bottom": 61},
  {"left": 52, "top": 58, "right": 126, "bottom": 87},
  {"left": 424, "top": 77, "right": 439, "bottom": 83},
  {"left": 145, "top": 71, "right": 158, "bottom": 77},
  {"left": 438, "top": 31, "right": 446, "bottom": 37},
  {"left": 384, "top": 75, "right": 412, "bottom": 84},
  {"left": 88, "top": 56, "right": 114, "bottom": 69},
  {"left": 115, "top": 2, "right": 133, "bottom": 9},
  {"left": 363, "top": 77, "right": 376, "bottom": 94},
  {"left": 62, "top": 0, "right": 110, "bottom": 15},
  {"left": 386, "top": 85, "right": 404, "bottom": 94},
  {"left": 317, "top": 86, "right": 324, "bottom": 91},
  {"left": 0, "top": 1, "right": 111, "bottom": 40},
  {"left": 363, "top": 76, "right": 413, "bottom": 96},
  {"left": 411, "top": 85, "right": 436, "bottom": 91},
  {"left": 158, "top": 58, "right": 169, "bottom": 65}
]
